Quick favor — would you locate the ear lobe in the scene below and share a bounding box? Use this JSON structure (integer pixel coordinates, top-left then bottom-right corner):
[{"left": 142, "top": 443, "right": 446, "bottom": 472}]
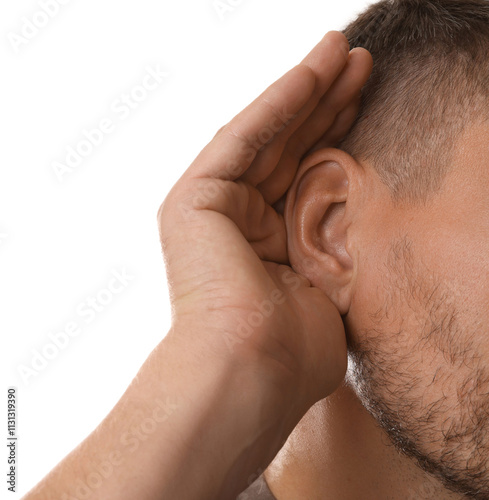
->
[{"left": 285, "top": 148, "right": 359, "bottom": 314}]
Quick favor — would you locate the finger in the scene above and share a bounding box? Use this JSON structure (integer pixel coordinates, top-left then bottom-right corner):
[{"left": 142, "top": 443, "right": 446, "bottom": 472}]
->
[
  {"left": 257, "top": 99, "right": 360, "bottom": 205},
  {"left": 239, "top": 31, "right": 351, "bottom": 186},
  {"left": 306, "top": 97, "right": 361, "bottom": 155},
  {"left": 281, "top": 48, "right": 372, "bottom": 158},
  {"left": 256, "top": 48, "right": 373, "bottom": 204},
  {"left": 183, "top": 32, "right": 350, "bottom": 183},
  {"left": 183, "top": 64, "right": 315, "bottom": 181},
  {"left": 187, "top": 178, "right": 289, "bottom": 263}
]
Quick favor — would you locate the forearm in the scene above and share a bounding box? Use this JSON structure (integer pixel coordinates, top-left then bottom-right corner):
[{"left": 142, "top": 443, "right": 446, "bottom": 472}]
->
[{"left": 23, "top": 328, "right": 296, "bottom": 500}]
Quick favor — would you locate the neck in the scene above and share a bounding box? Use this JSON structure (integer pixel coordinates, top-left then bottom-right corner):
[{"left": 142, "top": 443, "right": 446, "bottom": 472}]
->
[{"left": 264, "top": 383, "right": 463, "bottom": 500}]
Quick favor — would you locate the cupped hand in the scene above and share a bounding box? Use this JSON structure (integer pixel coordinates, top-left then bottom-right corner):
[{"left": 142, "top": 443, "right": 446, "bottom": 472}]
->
[{"left": 158, "top": 31, "right": 372, "bottom": 410}]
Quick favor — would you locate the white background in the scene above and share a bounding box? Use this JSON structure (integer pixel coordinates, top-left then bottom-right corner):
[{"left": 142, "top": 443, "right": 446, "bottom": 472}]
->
[{"left": 1, "top": 0, "right": 372, "bottom": 496}]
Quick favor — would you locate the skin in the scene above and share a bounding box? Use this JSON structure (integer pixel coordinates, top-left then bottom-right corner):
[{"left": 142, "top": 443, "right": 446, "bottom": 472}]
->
[
  {"left": 265, "top": 122, "right": 489, "bottom": 499},
  {"left": 24, "top": 25, "right": 487, "bottom": 498},
  {"left": 22, "top": 33, "right": 374, "bottom": 500}
]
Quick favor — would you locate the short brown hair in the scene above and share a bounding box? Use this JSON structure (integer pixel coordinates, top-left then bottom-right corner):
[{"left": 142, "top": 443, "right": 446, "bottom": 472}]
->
[{"left": 341, "top": 0, "right": 489, "bottom": 203}]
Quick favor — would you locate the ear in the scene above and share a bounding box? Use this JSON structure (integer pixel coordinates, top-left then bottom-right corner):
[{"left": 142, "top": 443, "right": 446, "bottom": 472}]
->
[{"left": 284, "top": 148, "right": 363, "bottom": 315}]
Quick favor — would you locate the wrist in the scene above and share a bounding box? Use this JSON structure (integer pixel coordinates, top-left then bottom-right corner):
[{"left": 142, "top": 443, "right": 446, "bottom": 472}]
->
[{"left": 136, "top": 327, "right": 304, "bottom": 498}]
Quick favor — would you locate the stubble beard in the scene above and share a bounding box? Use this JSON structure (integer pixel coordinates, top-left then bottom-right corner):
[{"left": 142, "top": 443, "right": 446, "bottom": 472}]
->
[{"left": 345, "top": 237, "right": 489, "bottom": 499}]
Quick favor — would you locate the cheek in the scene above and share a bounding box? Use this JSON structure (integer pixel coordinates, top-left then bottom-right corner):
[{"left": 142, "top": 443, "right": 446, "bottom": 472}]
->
[
  {"left": 345, "top": 208, "right": 411, "bottom": 343},
  {"left": 346, "top": 239, "right": 453, "bottom": 377},
  {"left": 411, "top": 229, "right": 489, "bottom": 360},
  {"left": 346, "top": 235, "right": 489, "bottom": 401},
  {"left": 346, "top": 248, "right": 401, "bottom": 344}
]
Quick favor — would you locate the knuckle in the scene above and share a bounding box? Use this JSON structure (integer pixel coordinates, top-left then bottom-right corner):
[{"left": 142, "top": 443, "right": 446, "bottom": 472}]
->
[{"left": 213, "top": 124, "right": 227, "bottom": 139}]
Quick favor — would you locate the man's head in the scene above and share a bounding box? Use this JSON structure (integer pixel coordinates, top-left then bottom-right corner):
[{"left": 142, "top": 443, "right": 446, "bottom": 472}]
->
[{"left": 284, "top": 0, "right": 489, "bottom": 497}]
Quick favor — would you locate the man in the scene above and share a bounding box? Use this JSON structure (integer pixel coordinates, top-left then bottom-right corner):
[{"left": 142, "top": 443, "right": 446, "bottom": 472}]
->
[
  {"left": 245, "top": 1, "right": 489, "bottom": 498},
  {"left": 23, "top": 0, "right": 489, "bottom": 499}
]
